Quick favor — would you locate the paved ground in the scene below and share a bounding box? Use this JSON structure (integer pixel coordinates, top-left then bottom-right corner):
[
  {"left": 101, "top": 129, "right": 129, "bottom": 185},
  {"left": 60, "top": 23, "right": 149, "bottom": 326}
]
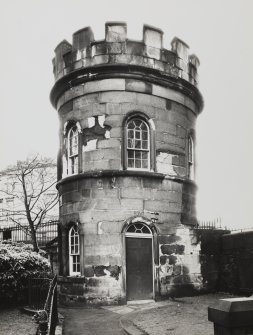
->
[
  {"left": 60, "top": 307, "right": 126, "bottom": 335},
  {"left": 60, "top": 293, "right": 235, "bottom": 335},
  {"left": 0, "top": 308, "right": 37, "bottom": 335}
]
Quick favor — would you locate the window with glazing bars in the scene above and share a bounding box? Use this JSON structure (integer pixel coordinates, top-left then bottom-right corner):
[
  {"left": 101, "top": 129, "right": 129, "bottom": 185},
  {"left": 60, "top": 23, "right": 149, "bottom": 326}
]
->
[
  {"left": 69, "top": 226, "right": 80, "bottom": 275},
  {"left": 188, "top": 136, "right": 194, "bottom": 179},
  {"left": 127, "top": 118, "right": 150, "bottom": 169},
  {"left": 68, "top": 126, "right": 78, "bottom": 175}
]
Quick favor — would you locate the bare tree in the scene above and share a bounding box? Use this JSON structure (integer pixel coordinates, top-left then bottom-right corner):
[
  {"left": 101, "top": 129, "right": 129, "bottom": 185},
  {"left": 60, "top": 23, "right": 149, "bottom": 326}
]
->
[{"left": 0, "top": 155, "right": 58, "bottom": 252}]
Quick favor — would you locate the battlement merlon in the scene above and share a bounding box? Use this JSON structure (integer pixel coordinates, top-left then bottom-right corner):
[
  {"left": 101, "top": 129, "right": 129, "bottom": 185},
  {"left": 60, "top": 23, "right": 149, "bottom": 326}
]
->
[{"left": 51, "top": 22, "right": 203, "bottom": 111}]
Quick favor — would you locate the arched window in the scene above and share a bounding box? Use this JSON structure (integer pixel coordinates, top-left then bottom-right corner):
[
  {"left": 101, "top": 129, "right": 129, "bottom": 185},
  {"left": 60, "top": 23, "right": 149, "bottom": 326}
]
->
[
  {"left": 126, "top": 118, "right": 150, "bottom": 170},
  {"left": 69, "top": 225, "right": 80, "bottom": 276},
  {"left": 188, "top": 136, "right": 195, "bottom": 180},
  {"left": 67, "top": 126, "right": 79, "bottom": 175},
  {"left": 126, "top": 223, "right": 152, "bottom": 234}
]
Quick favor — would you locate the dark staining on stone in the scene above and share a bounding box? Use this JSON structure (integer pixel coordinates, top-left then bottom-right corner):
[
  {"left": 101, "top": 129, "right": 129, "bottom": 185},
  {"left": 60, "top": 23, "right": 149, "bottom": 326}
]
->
[
  {"left": 107, "top": 265, "right": 121, "bottom": 280},
  {"left": 162, "top": 276, "right": 173, "bottom": 284},
  {"left": 160, "top": 255, "right": 167, "bottom": 265},
  {"left": 61, "top": 283, "right": 84, "bottom": 295},
  {"left": 159, "top": 235, "right": 182, "bottom": 244},
  {"left": 183, "top": 275, "right": 191, "bottom": 284},
  {"left": 173, "top": 276, "right": 183, "bottom": 284},
  {"left": 83, "top": 266, "right": 94, "bottom": 277},
  {"left": 59, "top": 100, "right": 73, "bottom": 115},
  {"left": 82, "top": 189, "right": 91, "bottom": 198},
  {"left": 166, "top": 99, "right": 172, "bottom": 110},
  {"left": 76, "top": 296, "right": 87, "bottom": 303},
  {"left": 173, "top": 264, "right": 182, "bottom": 276},
  {"left": 183, "top": 265, "right": 190, "bottom": 275},
  {"left": 160, "top": 255, "right": 177, "bottom": 265},
  {"left": 87, "top": 278, "right": 99, "bottom": 287},
  {"left": 161, "top": 244, "right": 185, "bottom": 255},
  {"left": 169, "top": 255, "right": 177, "bottom": 265},
  {"left": 94, "top": 265, "right": 107, "bottom": 277},
  {"left": 63, "top": 51, "right": 72, "bottom": 68}
]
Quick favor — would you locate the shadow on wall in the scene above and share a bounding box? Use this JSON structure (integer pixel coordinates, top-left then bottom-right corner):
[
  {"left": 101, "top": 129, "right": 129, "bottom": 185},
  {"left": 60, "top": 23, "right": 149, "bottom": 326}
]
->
[
  {"left": 159, "top": 233, "right": 203, "bottom": 298},
  {"left": 196, "top": 229, "right": 253, "bottom": 296},
  {"left": 219, "top": 232, "right": 253, "bottom": 295},
  {"left": 160, "top": 262, "right": 201, "bottom": 299},
  {"left": 196, "top": 228, "right": 229, "bottom": 293}
]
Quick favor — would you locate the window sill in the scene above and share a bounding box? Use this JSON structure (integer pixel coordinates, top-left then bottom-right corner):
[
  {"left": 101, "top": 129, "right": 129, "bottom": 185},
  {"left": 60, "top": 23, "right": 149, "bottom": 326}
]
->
[{"left": 58, "top": 276, "right": 85, "bottom": 284}]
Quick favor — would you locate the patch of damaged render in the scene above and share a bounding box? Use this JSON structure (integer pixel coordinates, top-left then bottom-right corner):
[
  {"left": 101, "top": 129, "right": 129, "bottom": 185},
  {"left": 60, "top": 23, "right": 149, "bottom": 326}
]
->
[
  {"left": 83, "top": 115, "right": 111, "bottom": 152},
  {"left": 84, "top": 265, "right": 121, "bottom": 280},
  {"left": 156, "top": 151, "right": 186, "bottom": 176}
]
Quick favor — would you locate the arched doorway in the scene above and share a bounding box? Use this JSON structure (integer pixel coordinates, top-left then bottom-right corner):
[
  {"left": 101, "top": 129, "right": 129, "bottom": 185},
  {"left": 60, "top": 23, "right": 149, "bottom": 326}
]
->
[{"left": 125, "top": 222, "right": 153, "bottom": 301}]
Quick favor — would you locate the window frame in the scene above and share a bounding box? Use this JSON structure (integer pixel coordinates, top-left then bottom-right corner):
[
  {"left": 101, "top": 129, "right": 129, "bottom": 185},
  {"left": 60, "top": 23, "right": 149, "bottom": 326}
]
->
[
  {"left": 68, "top": 225, "right": 80, "bottom": 276},
  {"left": 67, "top": 126, "right": 79, "bottom": 176},
  {"left": 188, "top": 135, "right": 195, "bottom": 180},
  {"left": 123, "top": 113, "right": 155, "bottom": 172},
  {"left": 63, "top": 121, "right": 82, "bottom": 177}
]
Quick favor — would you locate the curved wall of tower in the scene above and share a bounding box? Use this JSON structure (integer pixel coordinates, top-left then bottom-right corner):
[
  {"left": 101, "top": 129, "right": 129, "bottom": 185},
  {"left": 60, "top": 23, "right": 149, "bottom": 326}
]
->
[{"left": 50, "top": 22, "right": 204, "bottom": 305}]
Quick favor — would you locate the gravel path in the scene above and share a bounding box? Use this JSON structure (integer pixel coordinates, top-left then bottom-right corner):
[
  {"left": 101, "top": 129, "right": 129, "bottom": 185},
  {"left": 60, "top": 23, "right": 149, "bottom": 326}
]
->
[
  {"left": 0, "top": 308, "right": 37, "bottom": 335},
  {"left": 129, "top": 293, "right": 235, "bottom": 335}
]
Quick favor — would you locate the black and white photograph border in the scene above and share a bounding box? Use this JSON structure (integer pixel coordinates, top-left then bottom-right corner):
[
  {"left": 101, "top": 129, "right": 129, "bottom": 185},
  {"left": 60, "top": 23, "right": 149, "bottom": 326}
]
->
[{"left": 0, "top": 1, "right": 253, "bottom": 335}]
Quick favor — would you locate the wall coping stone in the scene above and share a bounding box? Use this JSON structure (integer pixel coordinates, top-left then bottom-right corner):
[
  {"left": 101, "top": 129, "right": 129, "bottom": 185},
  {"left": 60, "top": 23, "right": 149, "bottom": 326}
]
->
[{"left": 208, "top": 298, "right": 253, "bottom": 328}]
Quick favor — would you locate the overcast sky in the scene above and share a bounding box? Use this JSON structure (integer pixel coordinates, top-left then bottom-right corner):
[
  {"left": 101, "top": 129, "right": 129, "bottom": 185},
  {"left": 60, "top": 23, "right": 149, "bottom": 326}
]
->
[{"left": 0, "top": 0, "right": 252, "bottom": 229}]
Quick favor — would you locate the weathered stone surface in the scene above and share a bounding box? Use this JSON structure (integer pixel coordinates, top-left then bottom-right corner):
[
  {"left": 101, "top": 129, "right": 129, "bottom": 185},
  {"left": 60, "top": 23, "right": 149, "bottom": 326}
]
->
[
  {"left": 52, "top": 22, "right": 203, "bottom": 305},
  {"left": 121, "top": 187, "right": 153, "bottom": 200},
  {"left": 125, "top": 79, "right": 152, "bottom": 94},
  {"left": 160, "top": 254, "right": 177, "bottom": 265},
  {"left": 105, "top": 22, "right": 127, "bottom": 42},
  {"left": 158, "top": 234, "right": 182, "bottom": 244},
  {"left": 61, "top": 283, "right": 84, "bottom": 295},
  {"left": 144, "top": 200, "right": 181, "bottom": 213},
  {"left": 161, "top": 244, "right": 185, "bottom": 255},
  {"left": 84, "top": 266, "right": 95, "bottom": 277}
]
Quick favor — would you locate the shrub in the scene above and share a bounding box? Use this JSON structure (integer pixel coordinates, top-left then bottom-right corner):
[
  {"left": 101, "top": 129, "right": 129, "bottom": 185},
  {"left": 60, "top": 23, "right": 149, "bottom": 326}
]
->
[{"left": 0, "top": 241, "right": 51, "bottom": 305}]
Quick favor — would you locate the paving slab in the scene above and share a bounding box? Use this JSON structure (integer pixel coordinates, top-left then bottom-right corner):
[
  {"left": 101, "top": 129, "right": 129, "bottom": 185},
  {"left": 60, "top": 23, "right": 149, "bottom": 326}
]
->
[
  {"left": 60, "top": 307, "right": 125, "bottom": 335},
  {"left": 60, "top": 294, "right": 236, "bottom": 335}
]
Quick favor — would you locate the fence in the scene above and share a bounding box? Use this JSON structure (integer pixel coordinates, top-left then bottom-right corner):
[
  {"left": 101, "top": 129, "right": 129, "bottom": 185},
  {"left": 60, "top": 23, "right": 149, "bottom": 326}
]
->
[
  {"left": 0, "top": 220, "right": 58, "bottom": 246},
  {"left": 31, "top": 275, "right": 58, "bottom": 335},
  {"left": 28, "top": 278, "right": 52, "bottom": 311},
  {"left": 196, "top": 219, "right": 253, "bottom": 233},
  {"left": 195, "top": 218, "right": 227, "bottom": 230}
]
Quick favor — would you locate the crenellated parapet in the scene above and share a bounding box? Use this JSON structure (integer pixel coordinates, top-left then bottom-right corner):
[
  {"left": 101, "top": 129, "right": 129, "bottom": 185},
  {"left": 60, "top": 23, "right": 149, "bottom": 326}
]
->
[{"left": 52, "top": 22, "right": 200, "bottom": 89}]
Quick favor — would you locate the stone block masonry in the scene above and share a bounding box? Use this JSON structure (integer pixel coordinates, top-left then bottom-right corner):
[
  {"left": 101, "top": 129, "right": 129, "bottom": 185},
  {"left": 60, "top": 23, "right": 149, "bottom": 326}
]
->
[{"left": 51, "top": 22, "right": 204, "bottom": 305}]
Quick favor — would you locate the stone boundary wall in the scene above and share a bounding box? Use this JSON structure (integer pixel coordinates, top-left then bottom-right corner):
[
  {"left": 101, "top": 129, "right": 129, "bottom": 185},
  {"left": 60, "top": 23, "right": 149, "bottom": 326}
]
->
[
  {"left": 220, "top": 231, "right": 253, "bottom": 294},
  {"left": 197, "top": 229, "right": 253, "bottom": 295}
]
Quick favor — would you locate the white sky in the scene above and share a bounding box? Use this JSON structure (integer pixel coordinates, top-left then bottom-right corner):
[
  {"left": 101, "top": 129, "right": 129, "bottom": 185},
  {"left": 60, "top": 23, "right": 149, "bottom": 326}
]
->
[{"left": 0, "top": 0, "right": 252, "bottom": 229}]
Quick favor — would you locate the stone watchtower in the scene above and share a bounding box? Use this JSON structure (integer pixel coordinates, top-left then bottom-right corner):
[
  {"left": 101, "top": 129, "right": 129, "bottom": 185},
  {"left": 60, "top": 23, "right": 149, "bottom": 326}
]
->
[{"left": 50, "top": 22, "right": 203, "bottom": 305}]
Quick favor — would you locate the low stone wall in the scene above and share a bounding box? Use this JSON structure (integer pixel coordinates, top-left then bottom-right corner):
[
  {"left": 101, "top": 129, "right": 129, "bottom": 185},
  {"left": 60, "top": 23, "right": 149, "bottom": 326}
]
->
[
  {"left": 197, "top": 229, "right": 253, "bottom": 295},
  {"left": 219, "top": 231, "right": 253, "bottom": 294},
  {"left": 196, "top": 229, "right": 229, "bottom": 292}
]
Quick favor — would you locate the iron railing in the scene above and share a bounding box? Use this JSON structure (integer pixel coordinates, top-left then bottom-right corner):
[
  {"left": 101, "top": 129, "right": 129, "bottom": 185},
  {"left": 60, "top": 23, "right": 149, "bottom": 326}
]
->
[
  {"left": 195, "top": 218, "right": 227, "bottom": 230},
  {"left": 0, "top": 220, "right": 59, "bottom": 246},
  {"left": 28, "top": 278, "right": 52, "bottom": 311},
  {"left": 32, "top": 275, "right": 58, "bottom": 335}
]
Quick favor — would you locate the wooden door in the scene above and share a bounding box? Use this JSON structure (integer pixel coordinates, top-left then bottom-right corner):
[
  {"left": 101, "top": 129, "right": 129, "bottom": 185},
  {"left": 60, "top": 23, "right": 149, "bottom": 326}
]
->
[{"left": 126, "top": 237, "right": 153, "bottom": 300}]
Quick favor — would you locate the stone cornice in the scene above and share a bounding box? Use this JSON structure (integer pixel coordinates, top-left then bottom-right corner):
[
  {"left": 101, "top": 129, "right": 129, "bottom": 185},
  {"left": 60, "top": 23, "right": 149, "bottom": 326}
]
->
[
  {"left": 50, "top": 64, "right": 204, "bottom": 112},
  {"left": 56, "top": 169, "right": 198, "bottom": 190}
]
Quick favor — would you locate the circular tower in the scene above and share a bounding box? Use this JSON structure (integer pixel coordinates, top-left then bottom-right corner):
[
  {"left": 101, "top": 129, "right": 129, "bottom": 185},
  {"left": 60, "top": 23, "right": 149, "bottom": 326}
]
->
[{"left": 50, "top": 22, "right": 203, "bottom": 305}]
